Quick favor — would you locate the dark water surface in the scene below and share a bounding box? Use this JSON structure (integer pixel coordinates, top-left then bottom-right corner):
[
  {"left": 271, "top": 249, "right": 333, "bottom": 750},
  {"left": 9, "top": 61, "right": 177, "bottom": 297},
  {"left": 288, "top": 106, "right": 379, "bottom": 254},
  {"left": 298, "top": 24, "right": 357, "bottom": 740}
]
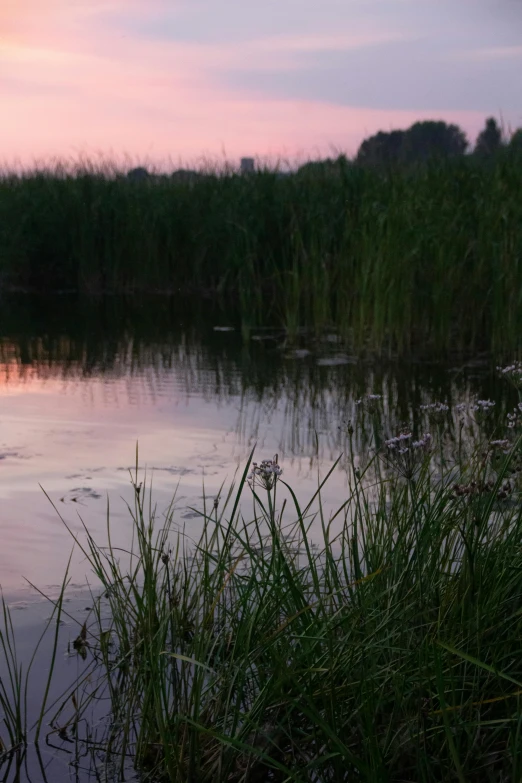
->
[
  {"left": 0, "top": 296, "right": 508, "bottom": 594},
  {"left": 0, "top": 295, "right": 511, "bottom": 781}
]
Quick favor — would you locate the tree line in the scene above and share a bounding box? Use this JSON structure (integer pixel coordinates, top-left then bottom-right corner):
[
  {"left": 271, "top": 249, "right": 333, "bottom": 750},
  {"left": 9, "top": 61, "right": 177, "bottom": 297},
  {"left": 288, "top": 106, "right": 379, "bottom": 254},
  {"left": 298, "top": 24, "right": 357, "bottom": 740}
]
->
[
  {"left": 356, "top": 116, "right": 521, "bottom": 166},
  {"left": 296, "top": 117, "right": 522, "bottom": 175}
]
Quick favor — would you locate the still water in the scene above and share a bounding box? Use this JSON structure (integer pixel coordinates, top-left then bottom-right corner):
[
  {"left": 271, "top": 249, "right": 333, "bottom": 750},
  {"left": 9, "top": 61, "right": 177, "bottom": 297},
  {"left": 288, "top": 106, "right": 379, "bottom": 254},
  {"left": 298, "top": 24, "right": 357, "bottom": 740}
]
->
[
  {"left": 0, "top": 296, "right": 513, "bottom": 781},
  {"left": 0, "top": 296, "right": 506, "bottom": 598}
]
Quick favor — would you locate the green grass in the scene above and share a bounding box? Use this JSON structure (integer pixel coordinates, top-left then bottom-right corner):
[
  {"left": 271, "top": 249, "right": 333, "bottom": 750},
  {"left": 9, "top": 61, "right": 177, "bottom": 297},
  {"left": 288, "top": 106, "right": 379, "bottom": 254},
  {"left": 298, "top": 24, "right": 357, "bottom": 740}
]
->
[
  {"left": 3, "top": 386, "right": 522, "bottom": 780},
  {"left": 1, "top": 151, "right": 522, "bottom": 354},
  {"left": 0, "top": 577, "right": 67, "bottom": 764}
]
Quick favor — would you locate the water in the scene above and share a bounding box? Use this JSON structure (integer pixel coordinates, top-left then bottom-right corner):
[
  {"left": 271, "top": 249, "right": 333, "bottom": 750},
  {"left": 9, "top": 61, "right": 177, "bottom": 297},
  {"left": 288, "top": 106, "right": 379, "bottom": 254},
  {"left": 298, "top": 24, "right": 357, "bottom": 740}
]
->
[
  {"left": 0, "top": 295, "right": 508, "bottom": 595},
  {"left": 0, "top": 295, "right": 511, "bottom": 781}
]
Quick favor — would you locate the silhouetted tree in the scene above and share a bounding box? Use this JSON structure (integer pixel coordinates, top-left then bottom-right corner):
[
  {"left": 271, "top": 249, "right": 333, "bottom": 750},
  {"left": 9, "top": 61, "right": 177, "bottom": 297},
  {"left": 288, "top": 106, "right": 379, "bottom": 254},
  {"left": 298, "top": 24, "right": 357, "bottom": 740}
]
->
[
  {"left": 474, "top": 117, "right": 503, "bottom": 156},
  {"left": 127, "top": 166, "right": 150, "bottom": 181},
  {"left": 402, "top": 121, "right": 468, "bottom": 161},
  {"left": 356, "top": 130, "right": 406, "bottom": 166},
  {"left": 356, "top": 121, "right": 468, "bottom": 166}
]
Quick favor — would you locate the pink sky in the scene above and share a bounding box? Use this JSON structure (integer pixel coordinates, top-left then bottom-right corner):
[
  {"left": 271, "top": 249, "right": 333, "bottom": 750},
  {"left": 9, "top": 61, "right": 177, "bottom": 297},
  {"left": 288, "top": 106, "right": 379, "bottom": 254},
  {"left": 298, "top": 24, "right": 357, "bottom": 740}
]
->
[{"left": 2, "top": 0, "right": 521, "bottom": 169}]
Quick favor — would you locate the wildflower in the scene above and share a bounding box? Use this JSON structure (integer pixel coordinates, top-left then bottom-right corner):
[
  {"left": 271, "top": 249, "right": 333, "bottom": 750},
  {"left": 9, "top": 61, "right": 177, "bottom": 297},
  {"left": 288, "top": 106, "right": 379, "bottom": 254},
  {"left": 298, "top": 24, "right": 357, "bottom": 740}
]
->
[
  {"left": 412, "top": 433, "right": 433, "bottom": 450},
  {"left": 507, "top": 406, "right": 522, "bottom": 429},
  {"left": 470, "top": 399, "right": 496, "bottom": 420},
  {"left": 497, "top": 362, "right": 522, "bottom": 388},
  {"left": 452, "top": 478, "right": 513, "bottom": 502},
  {"left": 247, "top": 455, "right": 282, "bottom": 491},
  {"left": 420, "top": 402, "right": 449, "bottom": 413},
  {"left": 420, "top": 402, "right": 449, "bottom": 425},
  {"left": 384, "top": 432, "right": 412, "bottom": 450},
  {"left": 383, "top": 430, "right": 431, "bottom": 479},
  {"left": 490, "top": 439, "right": 511, "bottom": 454},
  {"left": 472, "top": 399, "right": 495, "bottom": 411}
]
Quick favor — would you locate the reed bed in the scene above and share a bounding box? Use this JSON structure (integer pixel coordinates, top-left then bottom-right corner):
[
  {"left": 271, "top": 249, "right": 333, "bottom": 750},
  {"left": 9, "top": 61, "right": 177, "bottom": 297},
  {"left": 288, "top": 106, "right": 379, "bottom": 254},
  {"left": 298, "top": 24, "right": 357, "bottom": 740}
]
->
[
  {"left": 3, "top": 371, "right": 522, "bottom": 781},
  {"left": 1, "top": 151, "right": 522, "bottom": 354}
]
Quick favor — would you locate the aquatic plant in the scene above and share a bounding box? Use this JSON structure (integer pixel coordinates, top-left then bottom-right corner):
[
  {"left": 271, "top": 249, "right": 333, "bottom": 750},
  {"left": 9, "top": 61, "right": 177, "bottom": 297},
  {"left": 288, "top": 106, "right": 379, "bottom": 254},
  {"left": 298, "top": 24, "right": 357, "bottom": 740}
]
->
[
  {"left": 3, "top": 372, "right": 522, "bottom": 780},
  {"left": 1, "top": 148, "right": 522, "bottom": 354}
]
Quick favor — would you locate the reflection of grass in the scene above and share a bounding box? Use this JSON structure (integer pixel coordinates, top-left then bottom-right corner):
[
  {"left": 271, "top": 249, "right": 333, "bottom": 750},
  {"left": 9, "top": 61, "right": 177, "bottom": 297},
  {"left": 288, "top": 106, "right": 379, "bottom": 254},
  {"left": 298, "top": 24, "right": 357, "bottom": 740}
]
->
[
  {"left": 0, "top": 578, "right": 67, "bottom": 767},
  {"left": 3, "top": 420, "right": 522, "bottom": 781},
  {"left": 0, "top": 297, "right": 509, "bottom": 462},
  {"left": 1, "top": 151, "right": 522, "bottom": 353}
]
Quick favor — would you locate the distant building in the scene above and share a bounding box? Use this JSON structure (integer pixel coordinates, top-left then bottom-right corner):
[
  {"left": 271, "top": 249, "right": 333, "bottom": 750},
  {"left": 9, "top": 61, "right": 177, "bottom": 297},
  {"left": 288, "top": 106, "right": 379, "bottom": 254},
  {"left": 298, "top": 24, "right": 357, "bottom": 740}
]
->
[{"left": 240, "top": 157, "right": 255, "bottom": 174}]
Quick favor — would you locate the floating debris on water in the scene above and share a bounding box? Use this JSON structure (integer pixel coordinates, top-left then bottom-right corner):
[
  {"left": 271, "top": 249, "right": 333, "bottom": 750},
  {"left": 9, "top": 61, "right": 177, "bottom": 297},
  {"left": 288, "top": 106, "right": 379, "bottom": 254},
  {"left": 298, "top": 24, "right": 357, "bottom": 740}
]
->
[{"left": 316, "top": 355, "right": 356, "bottom": 366}]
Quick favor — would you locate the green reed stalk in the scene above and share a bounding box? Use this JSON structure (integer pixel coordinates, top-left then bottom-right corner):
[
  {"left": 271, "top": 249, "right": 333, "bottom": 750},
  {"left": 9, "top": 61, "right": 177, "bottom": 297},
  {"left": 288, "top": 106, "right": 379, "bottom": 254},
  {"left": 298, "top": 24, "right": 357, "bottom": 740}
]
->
[
  {"left": 4, "top": 389, "right": 522, "bottom": 779},
  {"left": 24, "top": 431, "right": 518, "bottom": 781},
  {"left": 2, "top": 151, "right": 522, "bottom": 355}
]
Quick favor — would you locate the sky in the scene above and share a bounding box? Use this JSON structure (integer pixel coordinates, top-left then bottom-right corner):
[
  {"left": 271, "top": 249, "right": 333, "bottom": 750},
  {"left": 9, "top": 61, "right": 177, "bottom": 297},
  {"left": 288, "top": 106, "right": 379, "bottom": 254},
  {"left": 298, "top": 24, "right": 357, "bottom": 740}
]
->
[{"left": 1, "top": 0, "right": 521, "bottom": 168}]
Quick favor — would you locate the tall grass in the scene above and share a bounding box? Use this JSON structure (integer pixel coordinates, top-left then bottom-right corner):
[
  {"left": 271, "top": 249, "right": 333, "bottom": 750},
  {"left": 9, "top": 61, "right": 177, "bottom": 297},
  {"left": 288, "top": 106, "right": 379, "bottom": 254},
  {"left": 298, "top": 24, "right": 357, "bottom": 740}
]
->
[
  {"left": 4, "top": 394, "right": 519, "bottom": 780},
  {"left": 0, "top": 582, "right": 67, "bottom": 764},
  {"left": 1, "top": 151, "right": 522, "bottom": 354}
]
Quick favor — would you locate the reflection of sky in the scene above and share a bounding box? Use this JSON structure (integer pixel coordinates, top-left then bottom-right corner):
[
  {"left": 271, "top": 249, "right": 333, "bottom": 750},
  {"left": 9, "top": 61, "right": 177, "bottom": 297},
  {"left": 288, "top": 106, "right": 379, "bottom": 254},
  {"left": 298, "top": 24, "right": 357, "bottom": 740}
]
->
[
  {"left": 0, "top": 335, "right": 505, "bottom": 593},
  {"left": 0, "top": 370, "right": 249, "bottom": 592},
  {"left": 0, "top": 341, "right": 514, "bottom": 783},
  {"left": 2, "top": 0, "right": 521, "bottom": 166}
]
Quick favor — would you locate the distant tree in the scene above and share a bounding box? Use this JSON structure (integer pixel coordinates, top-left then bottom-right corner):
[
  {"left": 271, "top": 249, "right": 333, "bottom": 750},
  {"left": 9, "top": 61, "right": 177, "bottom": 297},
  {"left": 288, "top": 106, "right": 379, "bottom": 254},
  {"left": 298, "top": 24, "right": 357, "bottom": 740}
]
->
[
  {"left": 474, "top": 117, "right": 503, "bottom": 156},
  {"left": 509, "top": 129, "right": 522, "bottom": 152},
  {"left": 356, "top": 130, "right": 406, "bottom": 166},
  {"left": 402, "top": 121, "right": 468, "bottom": 161},
  {"left": 127, "top": 166, "right": 150, "bottom": 181},
  {"left": 356, "top": 121, "right": 467, "bottom": 166}
]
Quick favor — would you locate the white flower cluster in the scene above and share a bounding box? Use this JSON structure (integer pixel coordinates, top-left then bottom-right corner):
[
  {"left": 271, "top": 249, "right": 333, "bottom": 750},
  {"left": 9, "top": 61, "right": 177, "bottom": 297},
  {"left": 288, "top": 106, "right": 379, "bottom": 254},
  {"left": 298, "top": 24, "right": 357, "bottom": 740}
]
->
[
  {"left": 471, "top": 399, "right": 495, "bottom": 415},
  {"left": 507, "top": 402, "right": 522, "bottom": 429},
  {"left": 420, "top": 402, "right": 449, "bottom": 413},
  {"left": 490, "top": 439, "right": 512, "bottom": 454},
  {"left": 497, "top": 362, "right": 522, "bottom": 387},
  {"left": 385, "top": 432, "right": 412, "bottom": 454},
  {"left": 412, "top": 433, "right": 433, "bottom": 450},
  {"left": 247, "top": 456, "right": 283, "bottom": 491},
  {"left": 385, "top": 432, "right": 432, "bottom": 452},
  {"left": 383, "top": 430, "right": 432, "bottom": 478}
]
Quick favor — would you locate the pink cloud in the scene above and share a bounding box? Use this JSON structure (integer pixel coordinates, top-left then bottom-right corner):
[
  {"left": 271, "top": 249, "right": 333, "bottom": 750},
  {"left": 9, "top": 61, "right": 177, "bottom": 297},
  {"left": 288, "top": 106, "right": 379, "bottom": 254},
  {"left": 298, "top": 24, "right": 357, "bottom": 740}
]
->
[{"left": 0, "top": 0, "right": 516, "bottom": 167}]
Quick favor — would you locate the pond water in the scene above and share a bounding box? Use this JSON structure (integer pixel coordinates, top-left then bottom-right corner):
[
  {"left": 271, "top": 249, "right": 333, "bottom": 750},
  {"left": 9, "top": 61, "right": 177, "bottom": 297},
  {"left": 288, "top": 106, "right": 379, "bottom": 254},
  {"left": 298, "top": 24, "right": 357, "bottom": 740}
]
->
[
  {"left": 0, "top": 296, "right": 507, "bottom": 597},
  {"left": 0, "top": 295, "right": 513, "bottom": 781}
]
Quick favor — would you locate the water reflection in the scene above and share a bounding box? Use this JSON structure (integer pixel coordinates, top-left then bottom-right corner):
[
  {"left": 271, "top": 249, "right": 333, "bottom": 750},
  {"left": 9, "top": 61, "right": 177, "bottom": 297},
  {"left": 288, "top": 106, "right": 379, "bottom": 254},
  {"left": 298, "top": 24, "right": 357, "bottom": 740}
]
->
[
  {"left": 0, "top": 296, "right": 519, "bottom": 783},
  {"left": 0, "top": 295, "right": 512, "bottom": 593}
]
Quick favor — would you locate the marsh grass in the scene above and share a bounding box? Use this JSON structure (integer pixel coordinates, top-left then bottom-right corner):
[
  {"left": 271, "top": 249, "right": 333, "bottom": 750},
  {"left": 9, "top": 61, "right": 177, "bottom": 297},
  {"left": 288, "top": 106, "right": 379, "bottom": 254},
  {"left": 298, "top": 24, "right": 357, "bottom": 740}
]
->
[
  {"left": 0, "top": 578, "right": 67, "bottom": 764},
  {"left": 2, "top": 150, "right": 522, "bottom": 354},
  {"left": 6, "top": 424, "right": 519, "bottom": 781},
  {"left": 3, "top": 374, "right": 522, "bottom": 780}
]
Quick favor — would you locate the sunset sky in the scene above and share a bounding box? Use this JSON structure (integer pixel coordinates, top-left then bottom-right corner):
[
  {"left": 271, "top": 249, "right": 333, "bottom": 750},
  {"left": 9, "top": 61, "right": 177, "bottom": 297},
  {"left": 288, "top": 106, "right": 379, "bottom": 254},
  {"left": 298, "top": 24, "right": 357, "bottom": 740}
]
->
[{"left": 2, "top": 0, "right": 521, "bottom": 168}]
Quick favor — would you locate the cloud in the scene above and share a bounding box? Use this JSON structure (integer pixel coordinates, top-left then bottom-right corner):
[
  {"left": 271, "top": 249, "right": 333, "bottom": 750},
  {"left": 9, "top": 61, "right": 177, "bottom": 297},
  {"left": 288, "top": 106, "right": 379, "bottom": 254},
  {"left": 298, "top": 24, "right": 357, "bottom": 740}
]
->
[
  {"left": 1, "top": 0, "right": 521, "bottom": 165},
  {"left": 93, "top": 0, "right": 521, "bottom": 115},
  {"left": 217, "top": 36, "right": 522, "bottom": 113},
  {"left": 454, "top": 46, "right": 522, "bottom": 62}
]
